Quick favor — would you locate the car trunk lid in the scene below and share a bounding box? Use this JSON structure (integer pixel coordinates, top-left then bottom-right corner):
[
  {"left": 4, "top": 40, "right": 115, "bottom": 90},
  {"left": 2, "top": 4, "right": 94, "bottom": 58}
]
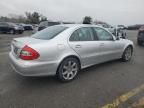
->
[{"left": 11, "top": 37, "right": 46, "bottom": 57}]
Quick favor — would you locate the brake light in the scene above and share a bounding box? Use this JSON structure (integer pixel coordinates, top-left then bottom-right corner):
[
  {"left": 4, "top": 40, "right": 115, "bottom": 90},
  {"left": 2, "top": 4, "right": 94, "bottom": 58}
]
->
[{"left": 20, "top": 45, "right": 39, "bottom": 60}]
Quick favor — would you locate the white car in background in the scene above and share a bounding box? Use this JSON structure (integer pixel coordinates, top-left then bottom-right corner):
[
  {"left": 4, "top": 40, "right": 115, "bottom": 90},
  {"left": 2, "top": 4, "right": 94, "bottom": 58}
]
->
[
  {"left": 116, "top": 25, "right": 127, "bottom": 39},
  {"left": 97, "top": 24, "right": 115, "bottom": 34}
]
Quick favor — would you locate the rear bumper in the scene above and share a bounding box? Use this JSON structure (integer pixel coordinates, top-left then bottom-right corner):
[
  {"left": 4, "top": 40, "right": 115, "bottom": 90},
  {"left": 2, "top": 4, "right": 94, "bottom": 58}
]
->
[{"left": 9, "top": 52, "right": 58, "bottom": 76}]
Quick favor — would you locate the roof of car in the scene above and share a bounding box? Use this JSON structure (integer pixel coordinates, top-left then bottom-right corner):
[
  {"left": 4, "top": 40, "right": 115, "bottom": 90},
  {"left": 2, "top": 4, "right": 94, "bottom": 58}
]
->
[{"left": 59, "top": 24, "right": 101, "bottom": 28}]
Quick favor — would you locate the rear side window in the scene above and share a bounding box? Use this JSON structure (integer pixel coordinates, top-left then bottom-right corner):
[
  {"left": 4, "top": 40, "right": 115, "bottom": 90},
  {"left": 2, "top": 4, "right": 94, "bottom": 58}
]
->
[
  {"left": 31, "top": 26, "right": 68, "bottom": 40},
  {"left": 70, "top": 31, "right": 80, "bottom": 41},
  {"left": 70, "top": 27, "right": 94, "bottom": 41}
]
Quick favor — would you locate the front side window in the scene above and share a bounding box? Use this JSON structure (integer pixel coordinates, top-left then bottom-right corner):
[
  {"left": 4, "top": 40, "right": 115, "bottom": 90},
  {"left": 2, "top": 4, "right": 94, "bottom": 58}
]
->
[
  {"left": 32, "top": 26, "right": 68, "bottom": 40},
  {"left": 69, "top": 30, "right": 79, "bottom": 41},
  {"left": 93, "top": 27, "right": 113, "bottom": 41},
  {"left": 70, "top": 27, "right": 94, "bottom": 41}
]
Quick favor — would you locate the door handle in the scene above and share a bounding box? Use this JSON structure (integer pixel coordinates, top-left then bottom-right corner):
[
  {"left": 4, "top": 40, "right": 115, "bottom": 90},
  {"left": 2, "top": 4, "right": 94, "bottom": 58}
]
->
[{"left": 75, "top": 45, "right": 81, "bottom": 48}]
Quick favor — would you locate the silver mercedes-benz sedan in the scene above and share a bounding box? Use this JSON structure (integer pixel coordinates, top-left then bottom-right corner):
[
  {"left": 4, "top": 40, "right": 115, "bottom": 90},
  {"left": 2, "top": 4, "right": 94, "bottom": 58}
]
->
[{"left": 9, "top": 24, "right": 134, "bottom": 81}]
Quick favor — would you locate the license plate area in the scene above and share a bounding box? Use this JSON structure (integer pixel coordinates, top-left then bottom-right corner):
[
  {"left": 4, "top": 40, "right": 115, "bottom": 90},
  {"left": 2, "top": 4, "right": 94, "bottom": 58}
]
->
[
  {"left": 14, "top": 46, "right": 19, "bottom": 55},
  {"left": 12, "top": 44, "right": 20, "bottom": 57}
]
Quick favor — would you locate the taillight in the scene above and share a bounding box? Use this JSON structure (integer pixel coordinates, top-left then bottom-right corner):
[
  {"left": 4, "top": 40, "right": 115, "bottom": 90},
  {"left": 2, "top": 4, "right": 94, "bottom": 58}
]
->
[{"left": 20, "top": 45, "right": 40, "bottom": 60}]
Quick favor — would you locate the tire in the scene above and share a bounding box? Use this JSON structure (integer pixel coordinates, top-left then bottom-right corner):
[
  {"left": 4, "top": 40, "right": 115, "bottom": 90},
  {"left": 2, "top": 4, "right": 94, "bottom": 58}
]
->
[
  {"left": 121, "top": 46, "right": 133, "bottom": 62},
  {"left": 19, "top": 31, "right": 23, "bottom": 34},
  {"left": 57, "top": 57, "right": 80, "bottom": 82},
  {"left": 9, "top": 29, "right": 15, "bottom": 34}
]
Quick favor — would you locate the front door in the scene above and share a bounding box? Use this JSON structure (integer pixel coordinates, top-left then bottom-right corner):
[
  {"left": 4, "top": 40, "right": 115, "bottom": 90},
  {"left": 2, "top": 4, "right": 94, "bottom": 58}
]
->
[{"left": 93, "top": 27, "right": 122, "bottom": 62}]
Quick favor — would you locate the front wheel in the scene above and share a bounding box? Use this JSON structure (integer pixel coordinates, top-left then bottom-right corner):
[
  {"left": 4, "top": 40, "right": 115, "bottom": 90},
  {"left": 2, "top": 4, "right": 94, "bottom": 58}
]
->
[
  {"left": 19, "top": 31, "right": 23, "bottom": 34},
  {"left": 9, "top": 29, "right": 15, "bottom": 34},
  {"left": 57, "top": 58, "right": 80, "bottom": 82},
  {"left": 121, "top": 46, "right": 133, "bottom": 62}
]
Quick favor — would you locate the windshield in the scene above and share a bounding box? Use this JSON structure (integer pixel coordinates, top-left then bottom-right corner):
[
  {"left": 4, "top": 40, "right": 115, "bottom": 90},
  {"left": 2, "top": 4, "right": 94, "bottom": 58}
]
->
[
  {"left": 8, "top": 22, "right": 17, "bottom": 27},
  {"left": 31, "top": 26, "right": 68, "bottom": 40},
  {"left": 48, "top": 22, "right": 60, "bottom": 26}
]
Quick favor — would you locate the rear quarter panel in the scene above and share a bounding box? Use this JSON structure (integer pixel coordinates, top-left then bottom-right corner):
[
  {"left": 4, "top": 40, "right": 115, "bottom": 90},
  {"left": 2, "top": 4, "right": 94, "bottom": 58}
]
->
[
  {"left": 54, "top": 30, "right": 81, "bottom": 63},
  {"left": 30, "top": 40, "right": 59, "bottom": 62}
]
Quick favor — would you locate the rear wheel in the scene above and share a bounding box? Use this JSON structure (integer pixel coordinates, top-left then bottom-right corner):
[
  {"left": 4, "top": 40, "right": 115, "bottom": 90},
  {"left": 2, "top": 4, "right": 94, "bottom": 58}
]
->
[
  {"left": 57, "top": 57, "right": 80, "bottom": 82},
  {"left": 19, "top": 31, "right": 23, "bottom": 34},
  {"left": 121, "top": 46, "right": 133, "bottom": 62}
]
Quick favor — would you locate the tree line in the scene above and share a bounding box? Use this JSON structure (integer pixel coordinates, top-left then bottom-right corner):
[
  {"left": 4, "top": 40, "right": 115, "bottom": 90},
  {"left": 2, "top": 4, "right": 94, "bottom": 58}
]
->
[
  {"left": 0, "top": 12, "right": 107, "bottom": 25},
  {"left": 0, "top": 12, "right": 47, "bottom": 24},
  {"left": 83, "top": 16, "right": 107, "bottom": 25}
]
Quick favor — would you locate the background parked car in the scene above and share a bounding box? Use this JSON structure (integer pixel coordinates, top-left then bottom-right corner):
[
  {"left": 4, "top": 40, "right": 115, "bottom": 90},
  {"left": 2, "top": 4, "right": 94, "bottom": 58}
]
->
[
  {"left": 127, "top": 24, "right": 144, "bottom": 30},
  {"left": 97, "top": 24, "right": 115, "bottom": 34},
  {"left": 23, "top": 24, "right": 33, "bottom": 31},
  {"left": 137, "top": 26, "right": 144, "bottom": 45},
  {"left": 0, "top": 22, "right": 24, "bottom": 34},
  {"left": 38, "top": 21, "right": 61, "bottom": 31},
  {"left": 32, "top": 25, "right": 38, "bottom": 34},
  {"left": 17, "top": 23, "right": 33, "bottom": 31},
  {"left": 116, "top": 25, "right": 127, "bottom": 39},
  {"left": 117, "top": 25, "right": 127, "bottom": 29}
]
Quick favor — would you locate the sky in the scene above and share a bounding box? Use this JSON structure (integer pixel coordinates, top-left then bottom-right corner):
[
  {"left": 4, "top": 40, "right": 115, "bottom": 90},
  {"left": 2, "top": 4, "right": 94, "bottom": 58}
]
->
[{"left": 0, "top": 0, "right": 144, "bottom": 25}]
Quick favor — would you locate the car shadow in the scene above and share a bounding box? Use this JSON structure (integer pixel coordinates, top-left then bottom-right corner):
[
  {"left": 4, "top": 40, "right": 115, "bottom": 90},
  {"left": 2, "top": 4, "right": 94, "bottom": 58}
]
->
[
  {"left": 79, "top": 59, "right": 123, "bottom": 75},
  {"left": 15, "top": 59, "right": 124, "bottom": 88}
]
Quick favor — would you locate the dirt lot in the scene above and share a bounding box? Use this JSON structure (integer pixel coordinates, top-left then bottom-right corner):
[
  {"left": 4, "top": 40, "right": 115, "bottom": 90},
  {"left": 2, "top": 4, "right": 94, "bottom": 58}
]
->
[{"left": 0, "top": 30, "right": 144, "bottom": 108}]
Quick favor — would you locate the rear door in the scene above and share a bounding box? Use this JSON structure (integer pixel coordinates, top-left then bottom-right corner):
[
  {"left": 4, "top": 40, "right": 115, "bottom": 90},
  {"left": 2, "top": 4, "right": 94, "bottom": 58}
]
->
[{"left": 68, "top": 27, "right": 100, "bottom": 67}]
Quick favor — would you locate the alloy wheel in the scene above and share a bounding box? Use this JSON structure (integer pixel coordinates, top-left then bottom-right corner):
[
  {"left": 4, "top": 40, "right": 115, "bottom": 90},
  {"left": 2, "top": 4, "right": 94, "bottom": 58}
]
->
[
  {"left": 125, "top": 47, "right": 132, "bottom": 61},
  {"left": 62, "top": 61, "right": 78, "bottom": 80}
]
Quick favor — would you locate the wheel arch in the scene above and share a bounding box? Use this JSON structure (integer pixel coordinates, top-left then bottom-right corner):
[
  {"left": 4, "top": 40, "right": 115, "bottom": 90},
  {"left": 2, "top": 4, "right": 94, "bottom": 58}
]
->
[
  {"left": 124, "top": 44, "right": 134, "bottom": 53},
  {"left": 56, "top": 55, "right": 81, "bottom": 74},
  {"left": 128, "top": 44, "right": 133, "bottom": 52}
]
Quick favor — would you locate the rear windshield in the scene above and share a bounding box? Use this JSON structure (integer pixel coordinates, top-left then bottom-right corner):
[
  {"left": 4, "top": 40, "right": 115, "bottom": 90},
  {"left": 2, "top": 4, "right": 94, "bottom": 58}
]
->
[{"left": 31, "top": 26, "right": 68, "bottom": 40}]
